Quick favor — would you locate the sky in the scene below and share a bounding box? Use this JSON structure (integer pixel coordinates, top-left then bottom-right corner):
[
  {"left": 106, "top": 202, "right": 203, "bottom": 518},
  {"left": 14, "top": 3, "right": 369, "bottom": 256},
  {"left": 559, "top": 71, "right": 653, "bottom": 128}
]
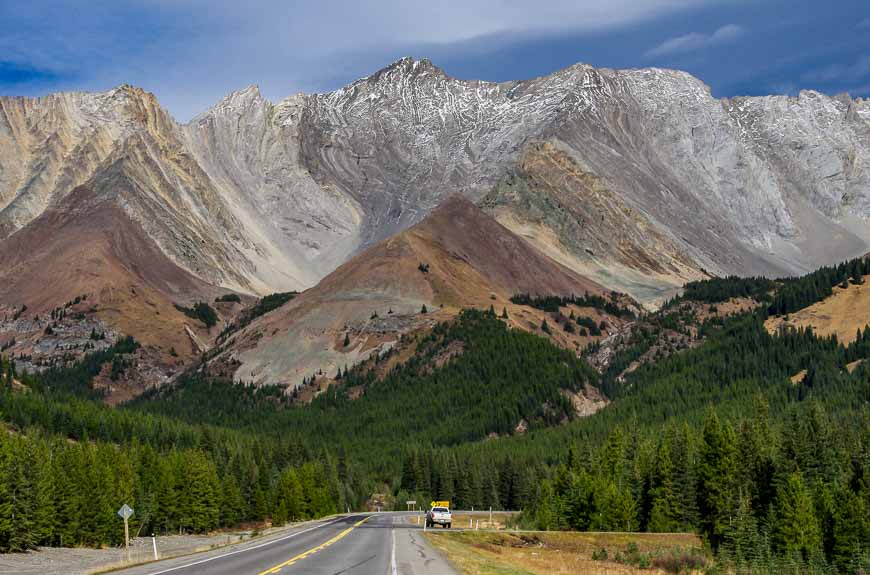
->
[{"left": 1, "top": 0, "right": 868, "bottom": 121}]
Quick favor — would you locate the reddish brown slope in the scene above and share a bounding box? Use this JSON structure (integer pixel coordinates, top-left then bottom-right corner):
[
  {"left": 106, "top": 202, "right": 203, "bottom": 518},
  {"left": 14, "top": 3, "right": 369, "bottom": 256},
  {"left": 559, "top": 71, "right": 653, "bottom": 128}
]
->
[
  {"left": 317, "top": 194, "right": 605, "bottom": 307},
  {"left": 0, "top": 185, "right": 226, "bottom": 364},
  {"left": 218, "top": 196, "right": 627, "bottom": 388}
]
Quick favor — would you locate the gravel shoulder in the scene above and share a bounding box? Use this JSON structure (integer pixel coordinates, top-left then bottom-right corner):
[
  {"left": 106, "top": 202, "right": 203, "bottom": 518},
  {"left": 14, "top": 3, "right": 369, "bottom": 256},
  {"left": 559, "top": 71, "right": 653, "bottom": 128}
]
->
[{"left": 0, "top": 519, "right": 334, "bottom": 575}]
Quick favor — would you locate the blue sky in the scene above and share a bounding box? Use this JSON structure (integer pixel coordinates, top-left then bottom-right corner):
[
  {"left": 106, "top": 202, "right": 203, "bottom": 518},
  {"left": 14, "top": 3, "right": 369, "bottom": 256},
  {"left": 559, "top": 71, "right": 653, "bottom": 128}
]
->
[{"left": 1, "top": 0, "right": 868, "bottom": 121}]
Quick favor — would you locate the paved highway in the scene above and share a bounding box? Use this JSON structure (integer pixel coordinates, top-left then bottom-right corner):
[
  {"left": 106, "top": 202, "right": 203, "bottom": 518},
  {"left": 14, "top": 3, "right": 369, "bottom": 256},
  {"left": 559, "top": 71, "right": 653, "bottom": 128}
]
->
[{"left": 113, "top": 513, "right": 456, "bottom": 575}]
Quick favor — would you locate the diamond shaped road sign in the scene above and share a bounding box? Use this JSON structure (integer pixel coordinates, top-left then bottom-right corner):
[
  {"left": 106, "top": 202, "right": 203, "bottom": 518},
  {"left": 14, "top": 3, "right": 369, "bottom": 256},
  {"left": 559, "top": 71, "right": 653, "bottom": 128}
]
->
[{"left": 117, "top": 504, "right": 134, "bottom": 520}]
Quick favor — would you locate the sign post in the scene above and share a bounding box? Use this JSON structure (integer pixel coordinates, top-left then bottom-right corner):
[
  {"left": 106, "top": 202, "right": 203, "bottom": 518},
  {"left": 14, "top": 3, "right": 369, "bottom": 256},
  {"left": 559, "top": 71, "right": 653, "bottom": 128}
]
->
[{"left": 117, "top": 504, "right": 134, "bottom": 562}]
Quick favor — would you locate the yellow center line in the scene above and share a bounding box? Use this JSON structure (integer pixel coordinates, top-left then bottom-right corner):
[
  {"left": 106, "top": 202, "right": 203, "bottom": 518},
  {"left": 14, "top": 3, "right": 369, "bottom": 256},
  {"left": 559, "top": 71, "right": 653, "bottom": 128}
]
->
[{"left": 256, "top": 516, "right": 371, "bottom": 574}]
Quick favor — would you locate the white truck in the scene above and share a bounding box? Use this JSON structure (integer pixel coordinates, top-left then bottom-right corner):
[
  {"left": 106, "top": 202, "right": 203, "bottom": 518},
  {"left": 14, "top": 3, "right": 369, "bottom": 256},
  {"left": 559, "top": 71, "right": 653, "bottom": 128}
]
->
[{"left": 426, "top": 505, "right": 452, "bottom": 528}]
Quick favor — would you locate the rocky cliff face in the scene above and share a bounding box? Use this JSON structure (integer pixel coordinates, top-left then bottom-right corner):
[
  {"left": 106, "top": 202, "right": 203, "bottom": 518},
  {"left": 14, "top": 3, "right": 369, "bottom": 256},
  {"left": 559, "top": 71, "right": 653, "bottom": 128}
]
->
[{"left": 1, "top": 59, "right": 868, "bottom": 305}]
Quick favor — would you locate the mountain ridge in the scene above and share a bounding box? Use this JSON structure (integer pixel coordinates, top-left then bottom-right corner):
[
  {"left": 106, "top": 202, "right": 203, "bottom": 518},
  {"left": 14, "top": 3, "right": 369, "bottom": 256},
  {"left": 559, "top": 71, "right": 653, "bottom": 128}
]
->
[{"left": 1, "top": 57, "right": 868, "bottom": 314}]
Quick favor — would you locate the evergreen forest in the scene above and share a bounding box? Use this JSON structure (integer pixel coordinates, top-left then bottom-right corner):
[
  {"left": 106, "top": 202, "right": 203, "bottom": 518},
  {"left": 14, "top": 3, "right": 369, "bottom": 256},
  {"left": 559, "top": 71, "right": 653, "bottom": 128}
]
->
[{"left": 0, "top": 257, "right": 868, "bottom": 572}]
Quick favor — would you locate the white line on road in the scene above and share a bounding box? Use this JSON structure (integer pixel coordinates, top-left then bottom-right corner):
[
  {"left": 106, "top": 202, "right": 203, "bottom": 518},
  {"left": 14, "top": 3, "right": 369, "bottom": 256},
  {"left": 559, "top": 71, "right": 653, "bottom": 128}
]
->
[
  {"left": 391, "top": 527, "right": 398, "bottom": 575},
  {"left": 142, "top": 516, "right": 348, "bottom": 575}
]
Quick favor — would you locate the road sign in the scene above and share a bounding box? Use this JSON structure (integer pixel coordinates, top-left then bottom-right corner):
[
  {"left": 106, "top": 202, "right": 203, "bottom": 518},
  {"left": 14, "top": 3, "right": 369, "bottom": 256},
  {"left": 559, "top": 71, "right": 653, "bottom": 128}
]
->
[
  {"left": 118, "top": 504, "right": 134, "bottom": 563},
  {"left": 406, "top": 500, "right": 416, "bottom": 505},
  {"left": 430, "top": 500, "right": 450, "bottom": 508},
  {"left": 117, "top": 504, "right": 134, "bottom": 520}
]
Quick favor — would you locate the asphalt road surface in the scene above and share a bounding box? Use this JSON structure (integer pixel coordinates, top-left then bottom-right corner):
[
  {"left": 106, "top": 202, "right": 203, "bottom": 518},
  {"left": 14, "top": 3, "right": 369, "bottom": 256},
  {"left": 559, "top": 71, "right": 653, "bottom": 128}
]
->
[{"left": 113, "top": 513, "right": 456, "bottom": 575}]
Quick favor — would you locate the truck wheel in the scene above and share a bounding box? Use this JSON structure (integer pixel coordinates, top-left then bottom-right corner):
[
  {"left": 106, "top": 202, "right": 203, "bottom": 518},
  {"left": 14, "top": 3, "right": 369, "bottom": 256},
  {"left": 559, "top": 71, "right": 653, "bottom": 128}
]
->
[{"left": 447, "top": 523, "right": 451, "bottom": 529}]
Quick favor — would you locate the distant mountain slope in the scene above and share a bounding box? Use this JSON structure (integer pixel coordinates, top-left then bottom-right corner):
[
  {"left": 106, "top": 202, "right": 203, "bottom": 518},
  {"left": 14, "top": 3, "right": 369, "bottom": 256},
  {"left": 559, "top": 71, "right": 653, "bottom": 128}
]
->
[
  {"left": 2, "top": 59, "right": 868, "bottom": 305},
  {"left": 213, "top": 196, "right": 624, "bottom": 387},
  {"left": 0, "top": 184, "right": 229, "bottom": 370},
  {"left": 765, "top": 272, "right": 870, "bottom": 345}
]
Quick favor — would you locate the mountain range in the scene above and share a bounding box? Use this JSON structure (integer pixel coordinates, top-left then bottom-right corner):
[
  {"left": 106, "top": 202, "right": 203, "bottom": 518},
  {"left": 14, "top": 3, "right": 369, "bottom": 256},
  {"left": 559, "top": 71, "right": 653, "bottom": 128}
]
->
[{"left": 1, "top": 57, "right": 868, "bottom": 390}]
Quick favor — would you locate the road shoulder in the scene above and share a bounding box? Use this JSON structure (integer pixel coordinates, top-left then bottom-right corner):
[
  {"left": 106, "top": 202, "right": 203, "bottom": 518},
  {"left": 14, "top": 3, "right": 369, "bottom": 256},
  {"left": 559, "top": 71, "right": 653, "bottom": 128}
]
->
[{"left": 393, "top": 515, "right": 458, "bottom": 575}]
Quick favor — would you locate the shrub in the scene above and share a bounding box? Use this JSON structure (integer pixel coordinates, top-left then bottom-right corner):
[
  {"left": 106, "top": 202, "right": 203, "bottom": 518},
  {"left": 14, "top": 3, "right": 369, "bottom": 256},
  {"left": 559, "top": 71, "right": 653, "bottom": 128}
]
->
[
  {"left": 215, "top": 293, "right": 242, "bottom": 303},
  {"left": 175, "top": 302, "right": 219, "bottom": 328},
  {"left": 651, "top": 549, "right": 710, "bottom": 574}
]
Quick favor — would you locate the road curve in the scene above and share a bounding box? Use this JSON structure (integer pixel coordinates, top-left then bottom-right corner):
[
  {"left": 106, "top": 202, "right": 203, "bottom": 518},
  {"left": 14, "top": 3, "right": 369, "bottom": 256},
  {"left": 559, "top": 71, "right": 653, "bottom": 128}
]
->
[{"left": 112, "top": 513, "right": 456, "bottom": 575}]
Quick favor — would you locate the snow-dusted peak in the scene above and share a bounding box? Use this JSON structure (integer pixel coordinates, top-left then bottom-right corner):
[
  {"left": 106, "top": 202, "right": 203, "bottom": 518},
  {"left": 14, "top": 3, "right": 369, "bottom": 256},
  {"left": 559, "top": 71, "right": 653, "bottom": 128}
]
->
[
  {"left": 1, "top": 56, "right": 868, "bottom": 306},
  {"left": 366, "top": 57, "right": 447, "bottom": 81},
  {"left": 190, "top": 84, "right": 268, "bottom": 125}
]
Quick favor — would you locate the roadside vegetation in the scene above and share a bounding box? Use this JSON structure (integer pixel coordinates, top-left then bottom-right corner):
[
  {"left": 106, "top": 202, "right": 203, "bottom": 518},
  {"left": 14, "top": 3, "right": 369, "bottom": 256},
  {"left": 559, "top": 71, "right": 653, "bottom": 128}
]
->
[{"left": 424, "top": 530, "right": 706, "bottom": 575}]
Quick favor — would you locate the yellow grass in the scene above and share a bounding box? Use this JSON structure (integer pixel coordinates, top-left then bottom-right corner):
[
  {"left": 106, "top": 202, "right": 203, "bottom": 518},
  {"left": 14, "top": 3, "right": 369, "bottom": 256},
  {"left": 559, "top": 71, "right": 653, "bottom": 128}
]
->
[
  {"left": 449, "top": 512, "right": 516, "bottom": 530},
  {"left": 424, "top": 531, "right": 706, "bottom": 575},
  {"left": 765, "top": 276, "right": 870, "bottom": 345}
]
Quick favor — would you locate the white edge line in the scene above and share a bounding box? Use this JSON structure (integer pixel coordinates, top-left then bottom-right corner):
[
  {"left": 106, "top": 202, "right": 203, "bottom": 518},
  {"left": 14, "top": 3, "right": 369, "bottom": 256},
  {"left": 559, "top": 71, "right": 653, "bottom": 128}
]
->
[{"left": 144, "top": 516, "right": 349, "bottom": 575}]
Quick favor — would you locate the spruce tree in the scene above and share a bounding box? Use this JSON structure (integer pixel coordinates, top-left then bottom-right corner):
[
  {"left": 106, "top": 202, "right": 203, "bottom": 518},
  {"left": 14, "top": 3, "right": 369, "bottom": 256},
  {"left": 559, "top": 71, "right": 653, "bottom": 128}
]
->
[
  {"left": 220, "top": 475, "right": 245, "bottom": 527},
  {"left": 648, "top": 434, "right": 681, "bottom": 532},
  {"left": 828, "top": 485, "right": 865, "bottom": 572},
  {"left": 32, "top": 443, "right": 57, "bottom": 546},
  {"left": 697, "top": 410, "right": 738, "bottom": 551},
  {"left": 723, "top": 495, "right": 764, "bottom": 568},
  {"left": 771, "top": 472, "right": 822, "bottom": 561},
  {"left": 0, "top": 438, "right": 15, "bottom": 552}
]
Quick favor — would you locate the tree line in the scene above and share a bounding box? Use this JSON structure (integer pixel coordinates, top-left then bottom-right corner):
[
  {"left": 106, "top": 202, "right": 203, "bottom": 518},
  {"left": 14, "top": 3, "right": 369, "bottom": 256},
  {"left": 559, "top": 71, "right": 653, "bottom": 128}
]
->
[
  {"left": 510, "top": 291, "right": 635, "bottom": 318},
  {"left": 669, "top": 255, "right": 868, "bottom": 316},
  {"left": 523, "top": 400, "right": 868, "bottom": 574},
  {"left": 0, "top": 353, "right": 342, "bottom": 552}
]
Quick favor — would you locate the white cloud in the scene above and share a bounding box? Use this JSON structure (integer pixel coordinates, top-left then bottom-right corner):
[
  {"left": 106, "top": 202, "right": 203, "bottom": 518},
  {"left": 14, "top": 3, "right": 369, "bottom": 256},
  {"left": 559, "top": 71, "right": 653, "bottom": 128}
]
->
[
  {"left": 0, "top": 0, "right": 741, "bottom": 120},
  {"left": 644, "top": 24, "right": 744, "bottom": 59}
]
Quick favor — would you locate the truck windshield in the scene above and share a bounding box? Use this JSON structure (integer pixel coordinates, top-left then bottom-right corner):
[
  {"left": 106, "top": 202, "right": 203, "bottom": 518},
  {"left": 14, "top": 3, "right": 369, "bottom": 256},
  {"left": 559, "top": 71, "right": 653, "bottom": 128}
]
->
[{"left": 433, "top": 507, "right": 448, "bottom": 513}]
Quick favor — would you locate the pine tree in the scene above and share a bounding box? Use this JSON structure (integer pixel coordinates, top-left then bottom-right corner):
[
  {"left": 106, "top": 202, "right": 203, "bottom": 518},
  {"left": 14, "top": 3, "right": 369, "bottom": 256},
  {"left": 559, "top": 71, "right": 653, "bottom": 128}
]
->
[
  {"left": 220, "top": 475, "right": 245, "bottom": 527},
  {"left": 184, "top": 451, "right": 220, "bottom": 532},
  {"left": 648, "top": 433, "right": 681, "bottom": 532},
  {"left": 697, "top": 410, "right": 738, "bottom": 551},
  {"left": 534, "top": 480, "right": 557, "bottom": 530},
  {"left": 828, "top": 485, "right": 865, "bottom": 573},
  {"left": 0, "top": 437, "right": 15, "bottom": 552},
  {"left": 673, "top": 423, "right": 699, "bottom": 530},
  {"left": 53, "top": 446, "right": 83, "bottom": 547},
  {"left": 454, "top": 468, "right": 472, "bottom": 510},
  {"left": 273, "top": 468, "right": 304, "bottom": 525},
  {"left": 400, "top": 451, "right": 422, "bottom": 494},
  {"left": 6, "top": 438, "right": 36, "bottom": 551},
  {"left": 31, "top": 443, "right": 56, "bottom": 546},
  {"left": 723, "top": 495, "right": 764, "bottom": 568},
  {"left": 771, "top": 472, "right": 822, "bottom": 561},
  {"left": 482, "top": 472, "right": 500, "bottom": 510}
]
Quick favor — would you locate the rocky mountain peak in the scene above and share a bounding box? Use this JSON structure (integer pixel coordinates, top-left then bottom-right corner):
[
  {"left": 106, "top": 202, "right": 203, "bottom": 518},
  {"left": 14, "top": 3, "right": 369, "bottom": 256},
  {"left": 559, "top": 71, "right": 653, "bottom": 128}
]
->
[
  {"left": 1, "top": 58, "right": 868, "bottom": 310},
  {"left": 364, "top": 56, "right": 448, "bottom": 85},
  {"left": 191, "top": 84, "right": 267, "bottom": 124}
]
